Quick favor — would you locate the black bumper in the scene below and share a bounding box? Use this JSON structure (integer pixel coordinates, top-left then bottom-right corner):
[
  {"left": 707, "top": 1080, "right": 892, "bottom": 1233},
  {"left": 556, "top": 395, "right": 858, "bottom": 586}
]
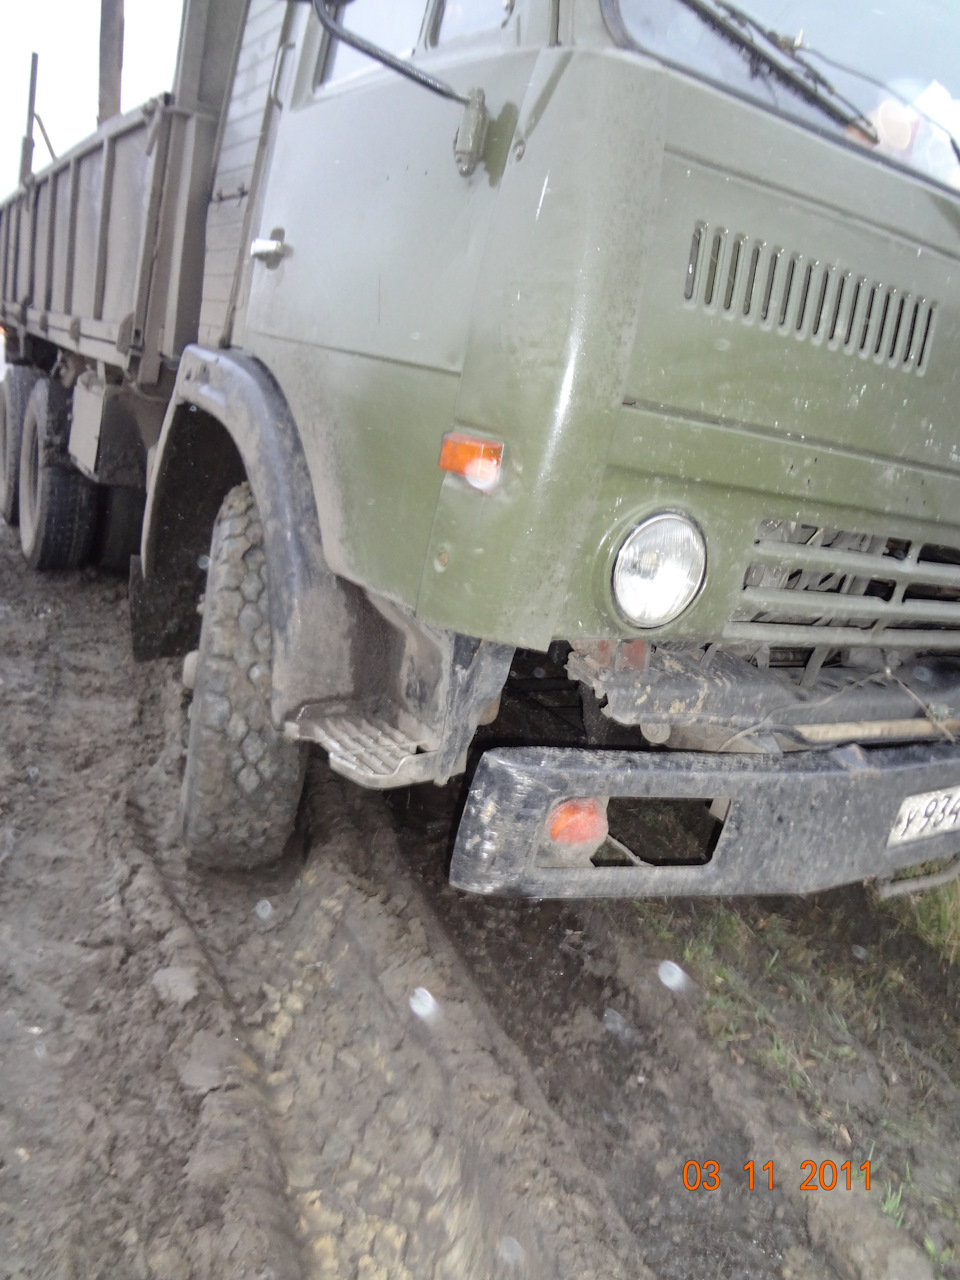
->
[{"left": 449, "top": 742, "right": 960, "bottom": 898}]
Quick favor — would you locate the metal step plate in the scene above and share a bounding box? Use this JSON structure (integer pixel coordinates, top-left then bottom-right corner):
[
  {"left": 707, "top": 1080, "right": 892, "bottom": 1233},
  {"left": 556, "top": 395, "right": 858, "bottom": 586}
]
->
[{"left": 287, "top": 703, "right": 438, "bottom": 788}]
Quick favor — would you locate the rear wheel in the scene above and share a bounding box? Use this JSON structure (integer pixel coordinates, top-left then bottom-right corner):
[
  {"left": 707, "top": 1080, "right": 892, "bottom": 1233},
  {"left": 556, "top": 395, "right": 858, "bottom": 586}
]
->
[
  {"left": 18, "top": 379, "right": 97, "bottom": 571},
  {"left": 0, "top": 366, "right": 43, "bottom": 524},
  {"left": 181, "top": 482, "right": 306, "bottom": 870}
]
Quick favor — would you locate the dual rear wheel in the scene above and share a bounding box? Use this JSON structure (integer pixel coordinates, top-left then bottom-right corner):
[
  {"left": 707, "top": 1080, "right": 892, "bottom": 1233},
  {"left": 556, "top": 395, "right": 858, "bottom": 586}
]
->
[
  {"left": 0, "top": 369, "right": 142, "bottom": 573},
  {"left": 18, "top": 378, "right": 97, "bottom": 570},
  {"left": 0, "top": 365, "right": 42, "bottom": 525}
]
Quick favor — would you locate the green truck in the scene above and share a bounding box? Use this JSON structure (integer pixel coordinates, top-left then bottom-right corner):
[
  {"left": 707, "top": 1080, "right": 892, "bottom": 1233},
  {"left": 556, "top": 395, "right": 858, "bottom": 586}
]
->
[{"left": 2, "top": 0, "right": 960, "bottom": 899}]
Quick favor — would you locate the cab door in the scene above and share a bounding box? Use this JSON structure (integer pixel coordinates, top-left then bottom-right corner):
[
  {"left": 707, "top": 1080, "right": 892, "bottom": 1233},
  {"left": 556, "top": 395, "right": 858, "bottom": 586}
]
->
[{"left": 238, "top": 0, "right": 541, "bottom": 605}]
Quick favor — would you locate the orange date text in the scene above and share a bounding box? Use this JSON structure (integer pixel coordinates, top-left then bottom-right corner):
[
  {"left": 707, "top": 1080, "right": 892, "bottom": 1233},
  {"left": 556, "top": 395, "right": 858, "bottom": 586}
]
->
[{"left": 681, "top": 1160, "right": 871, "bottom": 1190}]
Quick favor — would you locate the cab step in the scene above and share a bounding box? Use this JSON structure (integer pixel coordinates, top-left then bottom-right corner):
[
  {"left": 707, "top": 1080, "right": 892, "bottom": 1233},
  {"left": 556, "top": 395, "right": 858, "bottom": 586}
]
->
[{"left": 285, "top": 702, "right": 439, "bottom": 788}]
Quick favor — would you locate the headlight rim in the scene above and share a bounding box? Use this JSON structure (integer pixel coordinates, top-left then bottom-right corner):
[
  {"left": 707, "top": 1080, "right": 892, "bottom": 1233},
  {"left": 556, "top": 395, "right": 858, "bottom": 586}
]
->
[{"left": 610, "top": 510, "right": 707, "bottom": 630}]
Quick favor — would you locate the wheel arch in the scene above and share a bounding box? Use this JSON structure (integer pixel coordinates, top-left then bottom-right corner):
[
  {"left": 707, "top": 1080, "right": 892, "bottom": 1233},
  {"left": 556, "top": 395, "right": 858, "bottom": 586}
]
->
[{"left": 140, "top": 345, "right": 355, "bottom": 720}]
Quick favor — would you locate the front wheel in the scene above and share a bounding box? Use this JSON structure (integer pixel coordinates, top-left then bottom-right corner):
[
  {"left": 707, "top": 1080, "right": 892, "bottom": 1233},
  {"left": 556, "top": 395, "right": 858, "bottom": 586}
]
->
[{"left": 180, "top": 482, "right": 306, "bottom": 870}]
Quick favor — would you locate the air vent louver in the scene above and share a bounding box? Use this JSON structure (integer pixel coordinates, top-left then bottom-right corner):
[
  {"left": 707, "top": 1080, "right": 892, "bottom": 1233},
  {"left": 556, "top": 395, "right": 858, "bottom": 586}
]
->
[{"left": 684, "top": 222, "right": 936, "bottom": 373}]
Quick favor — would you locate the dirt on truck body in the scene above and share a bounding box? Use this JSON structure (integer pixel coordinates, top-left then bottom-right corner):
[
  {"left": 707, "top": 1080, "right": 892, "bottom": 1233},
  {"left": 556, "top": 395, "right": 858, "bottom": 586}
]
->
[{"left": 1, "top": 0, "right": 960, "bottom": 899}]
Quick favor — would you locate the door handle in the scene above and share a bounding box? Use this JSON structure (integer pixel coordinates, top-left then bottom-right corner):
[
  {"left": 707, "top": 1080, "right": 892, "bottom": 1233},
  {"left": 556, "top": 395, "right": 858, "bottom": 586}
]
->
[
  {"left": 269, "top": 41, "right": 296, "bottom": 109},
  {"left": 250, "top": 229, "right": 288, "bottom": 268}
]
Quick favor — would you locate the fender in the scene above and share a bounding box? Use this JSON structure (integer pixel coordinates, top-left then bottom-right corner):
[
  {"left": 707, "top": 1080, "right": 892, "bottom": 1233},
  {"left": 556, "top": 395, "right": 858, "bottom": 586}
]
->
[{"left": 141, "top": 345, "right": 355, "bottom": 721}]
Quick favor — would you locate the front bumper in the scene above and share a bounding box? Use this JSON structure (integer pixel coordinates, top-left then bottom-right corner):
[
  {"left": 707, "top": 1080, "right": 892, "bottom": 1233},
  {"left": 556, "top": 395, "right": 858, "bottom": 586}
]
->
[{"left": 450, "top": 742, "right": 960, "bottom": 898}]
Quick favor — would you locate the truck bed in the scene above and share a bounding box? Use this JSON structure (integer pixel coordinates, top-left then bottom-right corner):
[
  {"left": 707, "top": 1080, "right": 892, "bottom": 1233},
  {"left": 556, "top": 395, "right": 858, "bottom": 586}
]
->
[{"left": 0, "top": 95, "right": 216, "bottom": 388}]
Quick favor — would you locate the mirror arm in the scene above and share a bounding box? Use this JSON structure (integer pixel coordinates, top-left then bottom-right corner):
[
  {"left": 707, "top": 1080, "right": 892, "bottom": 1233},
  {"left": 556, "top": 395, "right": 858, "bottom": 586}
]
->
[
  {"left": 310, "top": 0, "right": 488, "bottom": 176},
  {"left": 312, "top": 0, "right": 464, "bottom": 104}
]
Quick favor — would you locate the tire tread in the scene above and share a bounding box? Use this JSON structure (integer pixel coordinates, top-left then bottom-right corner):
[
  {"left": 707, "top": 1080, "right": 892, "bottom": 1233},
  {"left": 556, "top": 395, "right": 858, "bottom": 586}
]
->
[
  {"left": 181, "top": 482, "right": 305, "bottom": 870},
  {"left": 18, "top": 379, "right": 97, "bottom": 571},
  {"left": 0, "top": 366, "right": 43, "bottom": 525}
]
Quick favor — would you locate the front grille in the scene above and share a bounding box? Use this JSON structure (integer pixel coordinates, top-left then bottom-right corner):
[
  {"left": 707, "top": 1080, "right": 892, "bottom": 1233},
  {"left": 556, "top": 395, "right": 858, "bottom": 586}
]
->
[
  {"left": 724, "top": 520, "right": 960, "bottom": 651},
  {"left": 684, "top": 221, "right": 936, "bottom": 374}
]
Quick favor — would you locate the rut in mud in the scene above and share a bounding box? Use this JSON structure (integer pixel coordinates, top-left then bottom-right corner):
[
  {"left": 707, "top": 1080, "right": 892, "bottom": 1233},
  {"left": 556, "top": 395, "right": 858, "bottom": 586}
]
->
[{"left": 1, "top": 517, "right": 959, "bottom": 1280}]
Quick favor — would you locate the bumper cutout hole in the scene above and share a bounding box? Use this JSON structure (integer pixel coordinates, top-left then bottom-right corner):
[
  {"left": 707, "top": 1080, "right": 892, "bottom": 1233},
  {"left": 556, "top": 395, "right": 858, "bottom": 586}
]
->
[{"left": 592, "top": 798, "right": 728, "bottom": 868}]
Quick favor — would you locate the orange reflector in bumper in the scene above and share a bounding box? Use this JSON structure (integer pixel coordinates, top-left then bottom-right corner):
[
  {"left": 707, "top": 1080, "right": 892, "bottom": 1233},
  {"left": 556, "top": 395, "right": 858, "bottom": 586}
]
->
[
  {"left": 547, "top": 797, "right": 609, "bottom": 846},
  {"left": 438, "top": 432, "right": 503, "bottom": 492}
]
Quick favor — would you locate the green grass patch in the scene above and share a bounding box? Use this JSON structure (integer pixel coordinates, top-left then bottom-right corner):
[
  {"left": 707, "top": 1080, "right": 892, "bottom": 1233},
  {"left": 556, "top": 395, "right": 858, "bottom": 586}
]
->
[{"left": 881, "top": 878, "right": 960, "bottom": 968}]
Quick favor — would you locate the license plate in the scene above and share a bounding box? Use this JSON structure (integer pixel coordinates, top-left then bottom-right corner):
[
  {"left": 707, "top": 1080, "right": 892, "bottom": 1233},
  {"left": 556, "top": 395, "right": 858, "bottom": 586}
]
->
[{"left": 887, "top": 785, "right": 960, "bottom": 848}]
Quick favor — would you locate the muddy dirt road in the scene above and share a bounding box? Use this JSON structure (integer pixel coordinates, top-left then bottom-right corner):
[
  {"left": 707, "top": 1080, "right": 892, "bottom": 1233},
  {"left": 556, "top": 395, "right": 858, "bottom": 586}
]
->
[{"left": 1, "top": 516, "right": 959, "bottom": 1279}]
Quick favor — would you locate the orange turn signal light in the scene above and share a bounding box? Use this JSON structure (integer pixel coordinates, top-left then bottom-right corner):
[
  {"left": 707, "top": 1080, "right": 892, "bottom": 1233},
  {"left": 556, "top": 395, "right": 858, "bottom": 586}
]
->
[
  {"left": 547, "top": 797, "right": 609, "bottom": 846},
  {"left": 438, "top": 432, "right": 503, "bottom": 492}
]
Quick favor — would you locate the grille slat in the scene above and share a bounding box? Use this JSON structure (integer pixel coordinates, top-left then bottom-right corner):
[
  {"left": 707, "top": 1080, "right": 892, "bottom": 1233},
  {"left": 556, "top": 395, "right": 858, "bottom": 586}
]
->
[
  {"left": 727, "top": 522, "right": 960, "bottom": 652},
  {"left": 684, "top": 221, "right": 937, "bottom": 373},
  {"left": 739, "top": 587, "right": 960, "bottom": 628},
  {"left": 723, "top": 622, "right": 960, "bottom": 650},
  {"left": 748, "top": 543, "right": 960, "bottom": 592}
]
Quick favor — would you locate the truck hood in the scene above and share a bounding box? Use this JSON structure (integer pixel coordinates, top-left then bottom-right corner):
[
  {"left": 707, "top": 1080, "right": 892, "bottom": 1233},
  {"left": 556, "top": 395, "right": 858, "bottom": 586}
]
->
[{"left": 624, "top": 71, "right": 960, "bottom": 476}]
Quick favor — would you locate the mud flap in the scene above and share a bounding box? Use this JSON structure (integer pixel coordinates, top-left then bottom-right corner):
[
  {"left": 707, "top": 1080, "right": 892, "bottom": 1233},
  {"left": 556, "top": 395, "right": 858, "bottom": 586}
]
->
[
  {"left": 449, "top": 742, "right": 960, "bottom": 899},
  {"left": 128, "top": 554, "right": 202, "bottom": 661}
]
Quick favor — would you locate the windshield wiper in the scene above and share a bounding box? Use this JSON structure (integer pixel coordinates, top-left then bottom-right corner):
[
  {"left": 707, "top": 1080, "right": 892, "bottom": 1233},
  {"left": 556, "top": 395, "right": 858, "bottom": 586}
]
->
[
  {"left": 797, "top": 42, "right": 960, "bottom": 168},
  {"left": 675, "top": 0, "right": 878, "bottom": 143}
]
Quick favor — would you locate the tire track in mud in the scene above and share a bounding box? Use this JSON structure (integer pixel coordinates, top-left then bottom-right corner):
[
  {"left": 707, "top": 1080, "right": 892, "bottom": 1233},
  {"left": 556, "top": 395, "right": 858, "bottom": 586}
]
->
[
  {"left": 131, "top": 702, "right": 650, "bottom": 1279},
  {"left": 0, "top": 527, "right": 305, "bottom": 1279},
  {"left": 136, "top": 713, "right": 933, "bottom": 1280}
]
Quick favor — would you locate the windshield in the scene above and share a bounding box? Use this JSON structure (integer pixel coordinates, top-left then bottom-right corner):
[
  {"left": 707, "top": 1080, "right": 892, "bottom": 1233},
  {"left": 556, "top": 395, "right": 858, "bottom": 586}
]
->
[{"left": 606, "top": 0, "right": 960, "bottom": 190}]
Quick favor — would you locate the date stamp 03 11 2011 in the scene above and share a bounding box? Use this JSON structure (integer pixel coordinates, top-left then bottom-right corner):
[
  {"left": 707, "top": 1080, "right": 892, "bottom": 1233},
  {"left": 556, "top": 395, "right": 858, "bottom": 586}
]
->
[{"left": 682, "top": 1160, "right": 872, "bottom": 1192}]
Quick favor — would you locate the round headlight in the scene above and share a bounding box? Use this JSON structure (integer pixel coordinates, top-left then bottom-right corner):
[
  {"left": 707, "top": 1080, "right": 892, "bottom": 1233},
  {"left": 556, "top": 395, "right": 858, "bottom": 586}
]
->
[{"left": 612, "top": 513, "right": 706, "bottom": 628}]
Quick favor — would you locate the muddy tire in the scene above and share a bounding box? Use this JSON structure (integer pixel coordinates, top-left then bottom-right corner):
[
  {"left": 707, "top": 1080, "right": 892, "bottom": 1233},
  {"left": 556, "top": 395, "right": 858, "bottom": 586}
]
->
[
  {"left": 181, "top": 482, "right": 306, "bottom": 870},
  {"left": 0, "top": 365, "right": 43, "bottom": 524},
  {"left": 93, "top": 485, "right": 145, "bottom": 573},
  {"left": 19, "top": 379, "right": 97, "bottom": 571}
]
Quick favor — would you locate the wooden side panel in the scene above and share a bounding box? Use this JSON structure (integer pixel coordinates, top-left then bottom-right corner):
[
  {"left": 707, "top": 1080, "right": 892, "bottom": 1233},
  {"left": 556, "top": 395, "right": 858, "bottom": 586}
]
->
[
  {"left": 16, "top": 191, "right": 32, "bottom": 305},
  {"left": 0, "top": 204, "right": 9, "bottom": 303},
  {"left": 49, "top": 169, "right": 74, "bottom": 315},
  {"left": 72, "top": 147, "right": 105, "bottom": 317},
  {"left": 6, "top": 198, "right": 24, "bottom": 304},
  {"left": 101, "top": 127, "right": 152, "bottom": 324},
  {"left": 33, "top": 178, "right": 52, "bottom": 311}
]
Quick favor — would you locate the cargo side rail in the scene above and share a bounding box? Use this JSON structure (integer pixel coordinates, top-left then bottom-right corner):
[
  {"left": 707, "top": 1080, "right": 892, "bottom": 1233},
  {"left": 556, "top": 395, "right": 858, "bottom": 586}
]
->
[{"left": 0, "top": 96, "right": 216, "bottom": 384}]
